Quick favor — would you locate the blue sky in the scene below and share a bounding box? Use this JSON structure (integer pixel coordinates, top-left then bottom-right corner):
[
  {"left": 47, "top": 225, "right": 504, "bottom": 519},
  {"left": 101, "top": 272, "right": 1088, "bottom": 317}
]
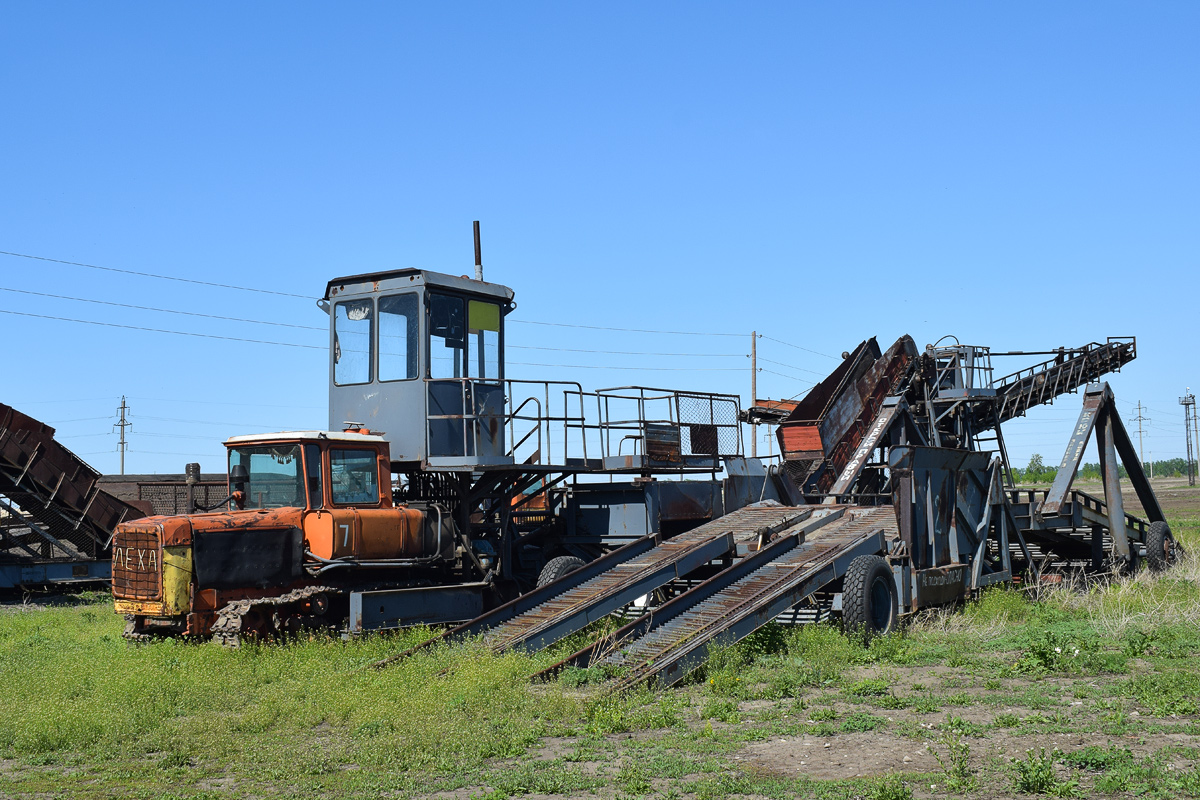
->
[{"left": 2, "top": 3, "right": 1197, "bottom": 475}]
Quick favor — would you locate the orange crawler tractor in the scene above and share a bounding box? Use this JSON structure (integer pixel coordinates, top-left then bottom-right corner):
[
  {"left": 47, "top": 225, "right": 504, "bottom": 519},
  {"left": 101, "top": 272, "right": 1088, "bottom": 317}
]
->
[{"left": 115, "top": 430, "right": 455, "bottom": 642}]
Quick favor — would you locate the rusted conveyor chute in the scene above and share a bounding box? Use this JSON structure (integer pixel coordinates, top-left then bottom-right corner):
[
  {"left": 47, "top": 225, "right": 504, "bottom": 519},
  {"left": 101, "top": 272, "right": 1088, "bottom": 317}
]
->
[
  {"left": 984, "top": 338, "right": 1137, "bottom": 430},
  {"left": 543, "top": 506, "right": 893, "bottom": 691},
  {"left": 0, "top": 402, "right": 145, "bottom": 586},
  {"left": 381, "top": 505, "right": 809, "bottom": 665}
]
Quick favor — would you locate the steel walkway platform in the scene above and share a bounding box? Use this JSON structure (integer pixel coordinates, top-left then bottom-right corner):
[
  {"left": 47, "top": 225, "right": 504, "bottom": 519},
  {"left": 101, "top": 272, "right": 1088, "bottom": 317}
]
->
[
  {"left": 382, "top": 504, "right": 811, "bottom": 664},
  {"left": 542, "top": 505, "right": 896, "bottom": 691}
]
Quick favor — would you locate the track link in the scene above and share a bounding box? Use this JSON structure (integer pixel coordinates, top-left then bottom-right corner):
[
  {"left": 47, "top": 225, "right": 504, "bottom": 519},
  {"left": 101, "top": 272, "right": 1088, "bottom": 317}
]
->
[{"left": 211, "top": 585, "right": 342, "bottom": 647}]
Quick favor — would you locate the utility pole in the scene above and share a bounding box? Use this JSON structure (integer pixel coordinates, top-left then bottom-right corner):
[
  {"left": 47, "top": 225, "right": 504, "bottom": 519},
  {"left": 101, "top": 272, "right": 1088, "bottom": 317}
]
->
[
  {"left": 1181, "top": 391, "right": 1196, "bottom": 486},
  {"left": 750, "top": 331, "right": 757, "bottom": 458},
  {"left": 113, "top": 396, "right": 132, "bottom": 476},
  {"left": 1132, "top": 401, "right": 1150, "bottom": 476},
  {"left": 1194, "top": 401, "right": 1200, "bottom": 486}
]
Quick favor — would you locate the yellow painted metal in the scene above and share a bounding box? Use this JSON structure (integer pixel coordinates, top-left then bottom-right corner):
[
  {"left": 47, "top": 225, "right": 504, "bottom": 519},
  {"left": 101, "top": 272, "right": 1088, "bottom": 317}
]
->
[
  {"left": 469, "top": 300, "right": 500, "bottom": 332},
  {"left": 160, "top": 545, "right": 193, "bottom": 615},
  {"left": 115, "top": 598, "right": 165, "bottom": 615}
]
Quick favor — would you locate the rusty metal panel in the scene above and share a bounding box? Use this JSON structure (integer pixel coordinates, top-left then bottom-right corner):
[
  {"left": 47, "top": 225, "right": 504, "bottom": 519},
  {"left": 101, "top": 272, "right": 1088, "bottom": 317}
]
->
[
  {"left": 776, "top": 336, "right": 916, "bottom": 498},
  {"left": 0, "top": 403, "right": 146, "bottom": 559},
  {"left": 644, "top": 423, "right": 682, "bottom": 462},
  {"left": 779, "top": 425, "right": 822, "bottom": 459},
  {"left": 687, "top": 423, "right": 718, "bottom": 456},
  {"left": 648, "top": 481, "right": 722, "bottom": 524}
]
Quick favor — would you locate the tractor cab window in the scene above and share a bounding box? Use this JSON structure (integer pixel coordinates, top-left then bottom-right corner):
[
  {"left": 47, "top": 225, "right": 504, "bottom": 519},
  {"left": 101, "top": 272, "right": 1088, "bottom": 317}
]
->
[
  {"left": 334, "top": 299, "right": 373, "bottom": 385},
  {"left": 228, "top": 445, "right": 304, "bottom": 509},
  {"left": 305, "top": 444, "right": 324, "bottom": 509},
  {"left": 467, "top": 300, "right": 500, "bottom": 381},
  {"left": 330, "top": 449, "right": 380, "bottom": 505}
]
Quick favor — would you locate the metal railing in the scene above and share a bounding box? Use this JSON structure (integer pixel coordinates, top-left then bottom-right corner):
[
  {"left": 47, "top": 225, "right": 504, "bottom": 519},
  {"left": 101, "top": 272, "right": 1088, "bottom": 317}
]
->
[
  {"left": 424, "top": 379, "right": 743, "bottom": 470},
  {"left": 504, "top": 379, "right": 590, "bottom": 465}
]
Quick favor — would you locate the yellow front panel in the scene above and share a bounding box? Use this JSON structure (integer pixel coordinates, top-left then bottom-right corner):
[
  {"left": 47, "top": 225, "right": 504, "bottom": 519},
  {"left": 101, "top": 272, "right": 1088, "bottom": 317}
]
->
[{"left": 160, "top": 546, "right": 193, "bottom": 616}]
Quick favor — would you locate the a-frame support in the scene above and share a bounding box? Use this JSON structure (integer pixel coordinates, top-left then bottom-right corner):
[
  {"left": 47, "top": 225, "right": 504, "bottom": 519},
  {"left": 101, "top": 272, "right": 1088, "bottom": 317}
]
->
[{"left": 1036, "top": 382, "right": 1163, "bottom": 562}]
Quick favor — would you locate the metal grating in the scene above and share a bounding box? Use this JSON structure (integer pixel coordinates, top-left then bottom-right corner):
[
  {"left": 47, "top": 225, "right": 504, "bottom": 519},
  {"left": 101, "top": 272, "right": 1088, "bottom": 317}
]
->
[
  {"left": 111, "top": 529, "right": 162, "bottom": 600},
  {"left": 676, "top": 392, "right": 741, "bottom": 456},
  {"left": 138, "top": 482, "right": 227, "bottom": 515}
]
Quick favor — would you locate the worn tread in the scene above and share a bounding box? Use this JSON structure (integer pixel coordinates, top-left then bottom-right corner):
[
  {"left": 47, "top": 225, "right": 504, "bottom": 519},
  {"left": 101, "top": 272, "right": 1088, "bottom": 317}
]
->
[
  {"left": 1145, "top": 520, "right": 1177, "bottom": 572},
  {"left": 841, "top": 554, "right": 896, "bottom": 640},
  {"left": 211, "top": 585, "right": 341, "bottom": 647},
  {"left": 537, "top": 555, "right": 586, "bottom": 589}
]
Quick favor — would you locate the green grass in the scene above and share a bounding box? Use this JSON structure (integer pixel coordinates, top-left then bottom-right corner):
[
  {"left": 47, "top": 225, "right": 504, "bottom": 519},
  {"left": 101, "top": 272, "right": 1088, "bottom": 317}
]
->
[
  {"left": 0, "top": 603, "right": 589, "bottom": 797},
  {"left": 2, "top": 497, "right": 1200, "bottom": 798}
]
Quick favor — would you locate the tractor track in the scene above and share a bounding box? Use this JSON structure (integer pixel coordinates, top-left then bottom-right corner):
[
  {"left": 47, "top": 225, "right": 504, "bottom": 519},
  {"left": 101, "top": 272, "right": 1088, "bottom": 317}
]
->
[{"left": 211, "top": 585, "right": 343, "bottom": 647}]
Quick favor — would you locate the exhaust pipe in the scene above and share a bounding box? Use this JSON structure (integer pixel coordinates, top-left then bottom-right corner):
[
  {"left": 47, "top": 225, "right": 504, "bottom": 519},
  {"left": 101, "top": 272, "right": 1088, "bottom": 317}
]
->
[{"left": 473, "top": 220, "right": 482, "bottom": 281}]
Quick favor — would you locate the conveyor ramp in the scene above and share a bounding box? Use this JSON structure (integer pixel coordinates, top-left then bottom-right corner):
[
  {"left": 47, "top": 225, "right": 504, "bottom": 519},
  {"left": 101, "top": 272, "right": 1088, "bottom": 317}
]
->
[
  {"left": 539, "top": 506, "right": 896, "bottom": 691},
  {"left": 388, "top": 505, "right": 809, "bottom": 662}
]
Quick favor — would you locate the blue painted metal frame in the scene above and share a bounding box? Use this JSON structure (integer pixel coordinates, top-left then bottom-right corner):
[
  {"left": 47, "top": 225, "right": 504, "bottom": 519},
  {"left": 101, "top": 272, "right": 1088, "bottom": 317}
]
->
[{"left": 0, "top": 559, "right": 110, "bottom": 588}]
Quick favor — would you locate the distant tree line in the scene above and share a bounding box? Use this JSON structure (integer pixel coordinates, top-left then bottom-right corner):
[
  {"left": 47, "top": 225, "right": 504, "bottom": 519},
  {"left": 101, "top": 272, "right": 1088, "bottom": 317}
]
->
[{"left": 1010, "top": 454, "right": 1195, "bottom": 484}]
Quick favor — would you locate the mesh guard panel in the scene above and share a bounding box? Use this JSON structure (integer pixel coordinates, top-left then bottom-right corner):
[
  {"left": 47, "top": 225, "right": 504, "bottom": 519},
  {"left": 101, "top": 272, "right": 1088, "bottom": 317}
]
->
[{"left": 112, "top": 529, "right": 162, "bottom": 600}]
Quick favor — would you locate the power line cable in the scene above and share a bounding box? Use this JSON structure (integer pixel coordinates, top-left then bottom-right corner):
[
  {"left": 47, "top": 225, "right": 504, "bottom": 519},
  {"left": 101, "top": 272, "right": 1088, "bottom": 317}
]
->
[
  {"left": 759, "top": 368, "right": 816, "bottom": 385},
  {"left": 760, "top": 335, "right": 840, "bottom": 360},
  {"left": 0, "top": 286, "right": 324, "bottom": 330},
  {"left": 0, "top": 250, "right": 311, "bottom": 299},
  {"left": 10, "top": 397, "right": 117, "bottom": 405},
  {"left": 136, "top": 432, "right": 224, "bottom": 441},
  {"left": 0, "top": 308, "right": 324, "bottom": 350},
  {"left": 509, "top": 360, "right": 744, "bottom": 372},
  {"left": 126, "top": 449, "right": 226, "bottom": 457},
  {"left": 509, "top": 319, "right": 743, "bottom": 337},
  {"left": 131, "top": 396, "right": 324, "bottom": 410},
  {"left": 756, "top": 356, "right": 828, "bottom": 377},
  {"left": 139, "top": 414, "right": 313, "bottom": 428},
  {"left": 508, "top": 344, "right": 744, "bottom": 358}
]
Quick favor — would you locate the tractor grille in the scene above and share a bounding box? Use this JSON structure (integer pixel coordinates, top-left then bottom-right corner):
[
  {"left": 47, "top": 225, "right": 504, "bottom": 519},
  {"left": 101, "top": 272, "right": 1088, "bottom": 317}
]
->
[{"left": 111, "top": 528, "right": 162, "bottom": 600}]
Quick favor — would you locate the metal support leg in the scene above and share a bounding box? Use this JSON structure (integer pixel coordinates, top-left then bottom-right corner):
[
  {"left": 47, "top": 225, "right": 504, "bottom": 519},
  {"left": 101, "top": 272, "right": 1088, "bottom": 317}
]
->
[{"left": 1097, "top": 412, "right": 1130, "bottom": 561}]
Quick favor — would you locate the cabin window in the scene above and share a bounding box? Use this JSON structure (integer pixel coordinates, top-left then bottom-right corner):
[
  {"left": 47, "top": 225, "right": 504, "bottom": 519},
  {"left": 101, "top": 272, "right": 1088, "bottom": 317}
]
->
[
  {"left": 305, "top": 444, "right": 324, "bottom": 509},
  {"left": 330, "top": 449, "right": 380, "bottom": 505},
  {"left": 228, "top": 445, "right": 304, "bottom": 509},
  {"left": 429, "top": 294, "right": 465, "bottom": 379},
  {"left": 378, "top": 293, "right": 419, "bottom": 381},
  {"left": 334, "top": 299, "right": 373, "bottom": 385}
]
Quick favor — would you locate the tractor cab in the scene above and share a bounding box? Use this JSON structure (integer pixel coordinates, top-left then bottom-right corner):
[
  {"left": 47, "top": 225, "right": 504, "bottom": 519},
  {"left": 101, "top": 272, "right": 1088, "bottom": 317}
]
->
[
  {"left": 223, "top": 431, "right": 392, "bottom": 512},
  {"left": 323, "top": 269, "right": 514, "bottom": 470}
]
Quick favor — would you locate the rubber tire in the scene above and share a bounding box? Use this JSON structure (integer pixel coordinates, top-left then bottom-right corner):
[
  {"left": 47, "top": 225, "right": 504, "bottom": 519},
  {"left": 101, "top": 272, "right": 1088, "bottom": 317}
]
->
[
  {"left": 537, "top": 555, "right": 586, "bottom": 588},
  {"left": 1145, "top": 521, "right": 1177, "bottom": 573},
  {"left": 842, "top": 555, "right": 898, "bottom": 640}
]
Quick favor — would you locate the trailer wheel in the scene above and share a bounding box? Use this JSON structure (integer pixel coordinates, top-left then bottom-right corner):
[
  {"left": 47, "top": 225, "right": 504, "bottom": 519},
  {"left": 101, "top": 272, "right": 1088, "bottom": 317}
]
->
[
  {"left": 538, "top": 555, "right": 586, "bottom": 588},
  {"left": 842, "top": 555, "right": 898, "bottom": 640},
  {"left": 1145, "top": 521, "right": 1178, "bottom": 572}
]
